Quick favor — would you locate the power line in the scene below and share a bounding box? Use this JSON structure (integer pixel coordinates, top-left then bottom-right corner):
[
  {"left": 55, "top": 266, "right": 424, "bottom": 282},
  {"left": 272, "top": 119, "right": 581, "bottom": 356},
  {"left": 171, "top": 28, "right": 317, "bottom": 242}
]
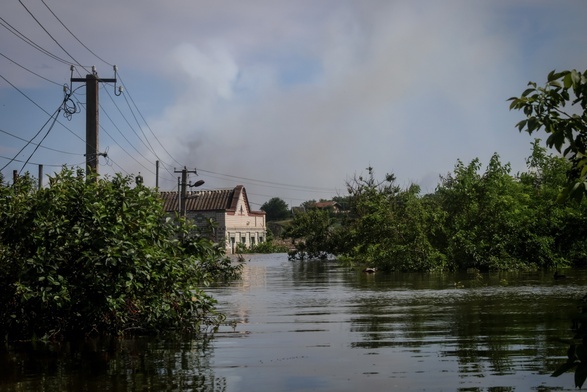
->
[
  {"left": 1, "top": 6, "right": 156, "bottom": 178},
  {"left": 120, "top": 90, "right": 159, "bottom": 159},
  {"left": 98, "top": 102, "right": 157, "bottom": 174},
  {"left": 0, "top": 72, "right": 84, "bottom": 144},
  {"left": 0, "top": 51, "right": 61, "bottom": 86},
  {"left": 40, "top": 0, "right": 113, "bottom": 67},
  {"left": 18, "top": 1, "right": 164, "bottom": 178},
  {"left": 17, "top": 0, "right": 173, "bottom": 177},
  {"left": 17, "top": 0, "right": 90, "bottom": 73},
  {"left": 197, "top": 168, "right": 338, "bottom": 193},
  {"left": 0, "top": 10, "right": 338, "bottom": 197},
  {"left": 117, "top": 72, "right": 182, "bottom": 168},
  {"left": 101, "top": 154, "right": 131, "bottom": 176},
  {"left": 19, "top": 107, "right": 61, "bottom": 174},
  {"left": 4, "top": 3, "right": 212, "bottom": 183},
  {"left": 0, "top": 103, "right": 62, "bottom": 172},
  {"left": 101, "top": 85, "right": 175, "bottom": 178},
  {"left": 0, "top": 128, "right": 81, "bottom": 156},
  {"left": 0, "top": 16, "right": 73, "bottom": 66},
  {"left": 0, "top": 154, "right": 83, "bottom": 168}
]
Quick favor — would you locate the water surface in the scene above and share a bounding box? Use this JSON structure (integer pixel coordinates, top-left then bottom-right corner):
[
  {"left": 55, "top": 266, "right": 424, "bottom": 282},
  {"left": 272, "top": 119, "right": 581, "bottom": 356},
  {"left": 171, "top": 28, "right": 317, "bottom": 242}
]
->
[{"left": 1, "top": 253, "right": 585, "bottom": 391}]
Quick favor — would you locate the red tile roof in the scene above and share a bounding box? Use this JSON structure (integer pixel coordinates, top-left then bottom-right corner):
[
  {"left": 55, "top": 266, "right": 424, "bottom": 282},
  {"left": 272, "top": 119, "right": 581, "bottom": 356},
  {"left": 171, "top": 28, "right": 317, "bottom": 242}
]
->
[
  {"left": 313, "top": 201, "right": 338, "bottom": 209},
  {"left": 159, "top": 185, "right": 265, "bottom": 216}
]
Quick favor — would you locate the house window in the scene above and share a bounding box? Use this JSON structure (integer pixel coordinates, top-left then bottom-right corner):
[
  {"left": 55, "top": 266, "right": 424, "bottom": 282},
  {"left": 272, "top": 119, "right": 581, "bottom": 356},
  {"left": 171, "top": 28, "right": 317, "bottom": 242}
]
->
[
  {"left": 251, "top": 237, "right": 256, "bottom": 246},
  {"left": 259, "top": 236, "right": 264, "bottom": 243},
  {"left": 241, "top": 236, "right": 246, "bottom": 244}
]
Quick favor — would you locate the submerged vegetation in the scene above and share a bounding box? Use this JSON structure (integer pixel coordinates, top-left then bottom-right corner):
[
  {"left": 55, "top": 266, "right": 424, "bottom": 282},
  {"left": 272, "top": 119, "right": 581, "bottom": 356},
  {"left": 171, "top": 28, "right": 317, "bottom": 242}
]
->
[
  {"left": 286, "top": 143, "right": 587, "bottom": 271},
  {"left": 286, "top": 69, "right": 587, "bottom": 273},
  {"left": 0, "top": 168, "right": 241, "bottom": 342}
]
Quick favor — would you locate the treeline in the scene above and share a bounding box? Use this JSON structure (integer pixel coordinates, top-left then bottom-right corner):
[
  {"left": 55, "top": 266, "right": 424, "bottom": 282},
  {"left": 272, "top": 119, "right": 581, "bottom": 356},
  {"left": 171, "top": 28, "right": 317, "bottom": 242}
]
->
[{"left": 285, "top": 141, "right": 587, "bottom": 271}]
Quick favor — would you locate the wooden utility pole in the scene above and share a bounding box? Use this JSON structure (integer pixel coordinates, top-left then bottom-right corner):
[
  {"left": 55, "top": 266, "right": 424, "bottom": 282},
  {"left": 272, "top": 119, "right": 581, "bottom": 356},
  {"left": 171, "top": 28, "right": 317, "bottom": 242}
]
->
[
  {"left": 71, "top": 67, "right": 118, "bottom": 177},
  {"left": 174, "top": 167, "right": 204, "bottom": 216},
  {"left": 38, "top": 164, "right": 43, "bottom": 190},
  {"left": 156, "top": 160, "right": 160, "bottom": 190}
]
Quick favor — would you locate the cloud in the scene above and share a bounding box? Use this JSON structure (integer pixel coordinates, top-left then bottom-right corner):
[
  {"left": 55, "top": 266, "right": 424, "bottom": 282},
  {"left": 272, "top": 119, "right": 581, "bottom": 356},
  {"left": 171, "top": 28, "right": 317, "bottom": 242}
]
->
[
  {"left": 147, "top": 2, "right": 524, "bottom": 195},
  {"left": 3, "top": 0, "right": 587, "bottom": 204}
]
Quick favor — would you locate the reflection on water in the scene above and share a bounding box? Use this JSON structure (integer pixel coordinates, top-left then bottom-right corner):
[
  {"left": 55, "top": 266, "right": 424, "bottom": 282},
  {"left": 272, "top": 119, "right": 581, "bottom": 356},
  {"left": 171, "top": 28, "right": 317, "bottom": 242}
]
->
[
  {"left": 0, "top": 337, "right": 226, "bottom": 392},
  {"left": 1, "top": 253, "right": 585, "bottom": 391}
]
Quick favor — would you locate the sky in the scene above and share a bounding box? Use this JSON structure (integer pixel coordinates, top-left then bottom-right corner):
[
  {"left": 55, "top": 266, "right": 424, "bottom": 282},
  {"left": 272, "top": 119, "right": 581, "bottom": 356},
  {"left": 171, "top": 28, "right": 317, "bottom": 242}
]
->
[{"left": 1, "top": 0, "right": 587, "bottom": 209}]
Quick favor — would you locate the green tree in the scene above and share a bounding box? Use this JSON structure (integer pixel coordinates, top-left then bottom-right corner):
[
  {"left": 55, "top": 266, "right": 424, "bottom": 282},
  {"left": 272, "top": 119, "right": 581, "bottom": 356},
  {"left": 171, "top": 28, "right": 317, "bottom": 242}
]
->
[
  {"left": 509, "top": 69, "right": 587, "bottom": 201},
  {"left": 284, "top": 208, "right": 333, "bottom": 260},
  {"left": 261, "top": 197, "right": 290, "bottom": 221},
  {"left": 434, "top": 154, "right": 538, "bottom": 270},
  {"left": 334, "top": 167, "right": 439, "bottom": 271},
  {"left": 0, "top": 168, "right": 239, "bottom": 341}
]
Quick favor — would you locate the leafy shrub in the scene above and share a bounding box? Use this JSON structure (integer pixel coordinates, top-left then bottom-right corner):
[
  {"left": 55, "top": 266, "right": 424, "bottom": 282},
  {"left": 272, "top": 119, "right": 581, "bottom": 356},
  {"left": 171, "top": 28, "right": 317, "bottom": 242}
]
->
[{"left": 0, "top": 169, "right": 240, "bottom": 341}]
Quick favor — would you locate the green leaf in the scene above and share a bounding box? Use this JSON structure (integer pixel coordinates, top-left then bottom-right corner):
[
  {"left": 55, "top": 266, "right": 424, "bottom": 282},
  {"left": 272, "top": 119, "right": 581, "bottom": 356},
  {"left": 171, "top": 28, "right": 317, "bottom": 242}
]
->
[
  {"left": 515, "top": 120, "right": 527, "bottom": 131},
  {"left": 551, "top": 361, "right": 577, "bottom": 377},
  {"left": 564, "top": 73, "right": 573, "bottom": 89},
  {"left": 577, "top": 363, "right": 587, "bottom": 388},
  {"left": 577, "top": 344, "right": 587, "bottom": 362}
]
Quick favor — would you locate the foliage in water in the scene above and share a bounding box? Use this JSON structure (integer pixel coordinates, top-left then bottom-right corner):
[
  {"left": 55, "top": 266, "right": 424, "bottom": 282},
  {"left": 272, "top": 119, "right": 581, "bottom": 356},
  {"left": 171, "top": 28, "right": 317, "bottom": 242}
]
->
[{"left": 0, "top": 168, "right": 241, "bottom": 341}]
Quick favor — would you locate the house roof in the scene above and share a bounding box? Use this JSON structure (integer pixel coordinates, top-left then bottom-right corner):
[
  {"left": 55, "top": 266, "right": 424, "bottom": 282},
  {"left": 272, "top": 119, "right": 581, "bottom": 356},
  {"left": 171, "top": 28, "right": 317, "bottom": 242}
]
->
[
  {"left": 313, "top": 201, "right": 339, "bottom": 209},
  {"left": 159, "top": 185, "right": 265, "bottom": 216}
]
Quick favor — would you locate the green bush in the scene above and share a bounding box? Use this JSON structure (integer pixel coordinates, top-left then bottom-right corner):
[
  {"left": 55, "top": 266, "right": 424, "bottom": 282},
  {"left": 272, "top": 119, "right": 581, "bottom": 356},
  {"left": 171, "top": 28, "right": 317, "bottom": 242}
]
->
[
  {"left": 249, "top": 241, "right": 288, "bottom": 254},
  {"left": 0, "top": 169, "right": 240, "bottom": 341}
]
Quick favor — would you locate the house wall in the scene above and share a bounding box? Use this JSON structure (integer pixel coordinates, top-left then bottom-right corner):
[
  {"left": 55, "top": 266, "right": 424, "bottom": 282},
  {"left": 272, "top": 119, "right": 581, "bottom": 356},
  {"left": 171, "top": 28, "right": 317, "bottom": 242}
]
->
[
  {"left": 186, "top": 210, "right": 226, "bottom": 243},
  {"left": 224, "top": 192, "right": 266, "bottom": 253},
  {"left": 186, "top": 192, "right": 266, "bottom": 254}
]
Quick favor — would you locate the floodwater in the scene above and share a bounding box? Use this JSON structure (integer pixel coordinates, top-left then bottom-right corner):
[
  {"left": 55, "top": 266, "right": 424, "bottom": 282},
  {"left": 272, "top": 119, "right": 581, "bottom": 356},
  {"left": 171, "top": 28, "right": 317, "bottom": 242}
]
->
[{"left": 1, "top": 253, "right": 586, "bottom": 391}]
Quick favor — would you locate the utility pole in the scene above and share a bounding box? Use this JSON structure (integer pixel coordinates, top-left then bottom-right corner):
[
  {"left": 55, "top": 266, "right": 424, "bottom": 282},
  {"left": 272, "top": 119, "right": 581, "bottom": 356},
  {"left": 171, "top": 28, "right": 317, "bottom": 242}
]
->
[
  {"left": 38, "top": 164, "right": 43, "bottom": 190},
  {"left": 174, "top": 166, "right": 204, "bottom": 217},
  {"left": 155, "top": 160, "right": 159, "bottom": 190},
  {"left": 70, "top": 66, "right": 120, "bottom": 177}
]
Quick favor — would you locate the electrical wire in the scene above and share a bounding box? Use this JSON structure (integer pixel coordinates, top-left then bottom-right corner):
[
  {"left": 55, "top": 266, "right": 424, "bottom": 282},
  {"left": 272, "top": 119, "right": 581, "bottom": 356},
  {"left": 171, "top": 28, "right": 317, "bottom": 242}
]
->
[
  {"left": 102, "top": 155, "right": 131, "bottom": 176},
  {"left": 0, "top": 16, "right": 73, "bottom": 67},
  {"left": 99, "top": 124, "right": 157, "bottom": 176},
  {"left": 0, "top": 73, "right": 85, "bottom": 144},
  {"left": 120, "top": 90, "right": 159, "bottom": 159},
  {"left": 17, "top": 0, "right": 90, "bottom": 73},
  {"left": 117, "top": 72, "right": 182, "bottom": 168},
  {"left": 7, "top": 0, "right": 176, "bottom": 177},
  {"left": 197, "top": 168, "right": 337, "bottom": 193},
  {"left": 100, "top": 87, "right": 155, "bottom": 156},
  {"left": 0, "top": 104, "right": 62, "bottom": 172},
  {"left": 14, "top": 0, "right": 164, "bottom": 176},
  {"left": 0, "top": 51, "right": 61, "bottom": 86},
  {"left": 101, "top": 85, "right": 175, "bottom": 178},
  {"left": 0, "top": 128, "right": 81, "bottom": 156},
  {"left": 40, "top": 0, "right": 113, "bottom": 67},
  {"left": 98, "top": 102, "right": 157, "bottom": 172},
  {"left": 0, "top": 9, "right": 340, "bottom": 199},
  {"left": 18, "top": 0, "right": 151, "bottom": 178},
  {"left": 0, "top": 154, "right": 81, "bottom": 168},
  {"left": 19, "top": 107, "right": 61, "bottom": 174}
]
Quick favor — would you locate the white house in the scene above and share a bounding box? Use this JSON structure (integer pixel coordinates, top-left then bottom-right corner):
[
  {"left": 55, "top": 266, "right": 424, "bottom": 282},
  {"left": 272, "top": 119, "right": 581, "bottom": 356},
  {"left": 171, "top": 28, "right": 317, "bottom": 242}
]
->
[{"left": 160, "top": 185, "right": 266, "bottom": 254}]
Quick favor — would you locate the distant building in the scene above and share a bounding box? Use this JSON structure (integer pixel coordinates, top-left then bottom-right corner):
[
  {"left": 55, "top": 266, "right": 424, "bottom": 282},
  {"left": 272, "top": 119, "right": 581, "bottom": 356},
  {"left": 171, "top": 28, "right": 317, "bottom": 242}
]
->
[
  {"left": 311, "top": 201, "right": 341, "bottom": 213},
  {"left": 160, "top": 185, "right": 266, "bottom": 254}
]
